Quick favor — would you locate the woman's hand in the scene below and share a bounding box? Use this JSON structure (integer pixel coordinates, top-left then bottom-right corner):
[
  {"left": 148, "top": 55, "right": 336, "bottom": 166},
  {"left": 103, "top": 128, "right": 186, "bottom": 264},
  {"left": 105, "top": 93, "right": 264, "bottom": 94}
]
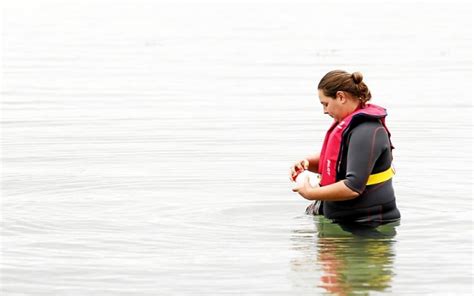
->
[
  {"left": 289, "top": 159, "right": 309, "bottom": 181},
  {"left": 292, "top": 175, "right": 319, "bottom": 200}
]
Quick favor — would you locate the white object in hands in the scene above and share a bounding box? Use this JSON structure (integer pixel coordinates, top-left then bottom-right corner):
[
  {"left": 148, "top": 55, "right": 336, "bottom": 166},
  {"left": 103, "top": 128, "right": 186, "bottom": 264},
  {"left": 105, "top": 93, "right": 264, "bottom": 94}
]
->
[{"left": 293, "top": 170, "right": 320, "bottom": 188}]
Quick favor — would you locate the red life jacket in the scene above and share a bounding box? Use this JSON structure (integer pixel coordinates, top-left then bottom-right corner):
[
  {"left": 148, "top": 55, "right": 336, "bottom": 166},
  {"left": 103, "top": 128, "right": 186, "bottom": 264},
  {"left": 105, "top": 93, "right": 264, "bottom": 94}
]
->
[{"left": 318, "top": 104, "right": 392, "bottom": 186}]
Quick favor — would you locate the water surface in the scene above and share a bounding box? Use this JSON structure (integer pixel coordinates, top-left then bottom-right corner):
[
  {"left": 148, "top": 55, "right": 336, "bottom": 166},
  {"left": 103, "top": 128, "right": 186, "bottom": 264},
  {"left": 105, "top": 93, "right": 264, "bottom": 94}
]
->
[{"left": 1, "top": 0, "right": 472, "bottom": 295}]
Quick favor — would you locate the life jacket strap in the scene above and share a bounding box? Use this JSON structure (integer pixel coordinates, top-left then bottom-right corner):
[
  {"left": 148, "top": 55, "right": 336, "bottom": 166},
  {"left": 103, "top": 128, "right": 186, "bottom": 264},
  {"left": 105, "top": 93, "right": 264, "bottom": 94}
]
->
[{"left": 366, "top": 166, "right": 395, "bottom": 186}]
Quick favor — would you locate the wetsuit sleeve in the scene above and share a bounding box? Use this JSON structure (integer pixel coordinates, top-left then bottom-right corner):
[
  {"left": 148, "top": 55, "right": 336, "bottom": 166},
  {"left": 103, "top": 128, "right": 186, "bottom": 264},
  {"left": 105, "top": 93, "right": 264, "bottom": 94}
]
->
[{"left": 343, "top": 121, "right": 391, "bottom": 194}]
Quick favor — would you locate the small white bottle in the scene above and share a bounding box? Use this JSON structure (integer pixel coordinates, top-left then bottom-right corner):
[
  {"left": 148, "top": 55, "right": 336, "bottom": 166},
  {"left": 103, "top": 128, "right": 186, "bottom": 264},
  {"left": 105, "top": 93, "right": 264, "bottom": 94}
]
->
[{"left": 293, "top": 170, "right": 320, "bottom": 187}]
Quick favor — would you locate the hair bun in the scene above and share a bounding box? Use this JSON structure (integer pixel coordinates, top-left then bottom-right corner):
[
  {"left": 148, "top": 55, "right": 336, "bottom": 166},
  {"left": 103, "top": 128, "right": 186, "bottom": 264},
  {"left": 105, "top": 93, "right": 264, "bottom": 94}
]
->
[{"left": 351, "top": 72, "right": 363, "bottom": 84}]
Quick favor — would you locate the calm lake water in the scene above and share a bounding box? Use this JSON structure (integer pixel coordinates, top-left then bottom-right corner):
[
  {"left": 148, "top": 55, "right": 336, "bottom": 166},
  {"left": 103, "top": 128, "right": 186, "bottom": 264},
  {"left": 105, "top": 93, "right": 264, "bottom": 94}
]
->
[{"left": 1, "top": 0, "right": 472, "bottom": 295}]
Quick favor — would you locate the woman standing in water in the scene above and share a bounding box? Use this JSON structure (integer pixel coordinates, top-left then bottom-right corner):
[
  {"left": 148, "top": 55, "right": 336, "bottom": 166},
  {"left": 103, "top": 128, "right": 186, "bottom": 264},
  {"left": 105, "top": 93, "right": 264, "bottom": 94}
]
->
[{"left": 290, "top": 70, "right": 400, "bottom": 223}]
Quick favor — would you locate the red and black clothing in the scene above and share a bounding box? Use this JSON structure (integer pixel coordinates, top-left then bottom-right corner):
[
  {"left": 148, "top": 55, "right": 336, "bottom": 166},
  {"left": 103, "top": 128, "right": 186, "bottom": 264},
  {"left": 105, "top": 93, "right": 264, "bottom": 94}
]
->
[{"left": 310, "top": 104, "right": 401, "bottom": 223}]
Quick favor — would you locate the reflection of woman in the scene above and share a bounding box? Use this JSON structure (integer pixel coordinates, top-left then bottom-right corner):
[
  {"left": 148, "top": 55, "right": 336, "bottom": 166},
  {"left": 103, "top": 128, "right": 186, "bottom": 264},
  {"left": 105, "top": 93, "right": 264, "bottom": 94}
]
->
[
  {"left": 315, "top": 217, "right": 398, "bottom": 295},
  {"left": 290, "top": 70, "right": 401, "bottom": 223}
]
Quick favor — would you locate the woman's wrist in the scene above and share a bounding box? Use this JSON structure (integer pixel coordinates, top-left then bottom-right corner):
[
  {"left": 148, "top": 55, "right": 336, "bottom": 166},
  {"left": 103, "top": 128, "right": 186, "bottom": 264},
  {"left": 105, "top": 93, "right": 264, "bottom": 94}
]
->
[{"left": 309, "top": 185, "right": 321, "bottom": 200}]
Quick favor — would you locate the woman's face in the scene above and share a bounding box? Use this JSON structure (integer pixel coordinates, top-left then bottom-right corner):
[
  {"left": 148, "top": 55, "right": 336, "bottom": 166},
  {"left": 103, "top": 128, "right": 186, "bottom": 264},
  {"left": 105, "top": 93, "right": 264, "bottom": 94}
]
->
[{"left": 318, "top": 89, "right": 343, "bottom": 121}]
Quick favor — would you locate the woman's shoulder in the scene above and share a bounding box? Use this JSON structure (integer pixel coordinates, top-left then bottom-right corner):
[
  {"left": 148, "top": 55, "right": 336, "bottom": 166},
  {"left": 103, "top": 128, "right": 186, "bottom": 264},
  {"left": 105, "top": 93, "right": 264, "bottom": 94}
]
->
[
  {"left": 350, "top": 118, "right": 384, "bottom": 133},
  {"left": 347, "top": 119, "right": 390, "bottom": 143},
  {"left": 346, "top": 119, "right": 391, "bottom": 151}
]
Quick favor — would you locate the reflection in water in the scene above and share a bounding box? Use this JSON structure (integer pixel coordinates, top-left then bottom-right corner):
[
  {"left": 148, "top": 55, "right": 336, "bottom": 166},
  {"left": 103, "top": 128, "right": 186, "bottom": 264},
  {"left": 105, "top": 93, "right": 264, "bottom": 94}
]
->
[{"left": 291, "top": 216, "right": 398, "bottom": 295}]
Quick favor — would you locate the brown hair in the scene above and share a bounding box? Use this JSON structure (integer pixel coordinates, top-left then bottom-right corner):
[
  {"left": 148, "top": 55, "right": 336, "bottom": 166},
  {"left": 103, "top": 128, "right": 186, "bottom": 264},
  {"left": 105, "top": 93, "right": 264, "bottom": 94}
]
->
[{"left": 318, "top": 70, "right": 372, "bottom": 104}]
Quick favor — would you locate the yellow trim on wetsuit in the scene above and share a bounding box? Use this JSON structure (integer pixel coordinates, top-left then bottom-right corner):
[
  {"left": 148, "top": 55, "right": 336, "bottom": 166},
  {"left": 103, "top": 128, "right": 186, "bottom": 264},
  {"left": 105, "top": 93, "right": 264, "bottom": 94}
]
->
[{"left": 366, "top": 166, "right": 395, "bottom": 185}]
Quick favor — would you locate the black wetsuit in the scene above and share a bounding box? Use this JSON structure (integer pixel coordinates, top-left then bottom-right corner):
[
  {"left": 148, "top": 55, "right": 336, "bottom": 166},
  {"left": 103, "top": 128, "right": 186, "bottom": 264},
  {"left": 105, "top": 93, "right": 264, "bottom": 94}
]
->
[{"left": 309, "top": 118, "right": 401, "bottom": 223}]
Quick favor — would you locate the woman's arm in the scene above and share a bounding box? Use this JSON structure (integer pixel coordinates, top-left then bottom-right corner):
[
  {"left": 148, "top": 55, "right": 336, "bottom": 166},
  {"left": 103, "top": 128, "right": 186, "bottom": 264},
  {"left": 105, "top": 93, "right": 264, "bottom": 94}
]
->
[
  {"left": 306, "top": 153, "right": 320, "bottom": 173},
  {"left": 293, "top": 179, "right": 359, "bottom": 201}
]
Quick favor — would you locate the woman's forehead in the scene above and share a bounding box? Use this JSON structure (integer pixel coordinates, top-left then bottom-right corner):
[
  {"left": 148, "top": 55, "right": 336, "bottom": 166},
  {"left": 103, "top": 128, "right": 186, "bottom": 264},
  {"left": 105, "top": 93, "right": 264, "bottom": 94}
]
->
[{"left": 318, "top": 90, "right": 330, "bottom": 101}]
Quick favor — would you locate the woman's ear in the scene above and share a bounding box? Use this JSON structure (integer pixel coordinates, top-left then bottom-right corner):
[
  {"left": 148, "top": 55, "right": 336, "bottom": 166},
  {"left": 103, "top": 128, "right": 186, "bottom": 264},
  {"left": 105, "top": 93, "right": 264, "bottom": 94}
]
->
[{"left": 336, "top": 91, "right": 346, "bottom": 103}]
